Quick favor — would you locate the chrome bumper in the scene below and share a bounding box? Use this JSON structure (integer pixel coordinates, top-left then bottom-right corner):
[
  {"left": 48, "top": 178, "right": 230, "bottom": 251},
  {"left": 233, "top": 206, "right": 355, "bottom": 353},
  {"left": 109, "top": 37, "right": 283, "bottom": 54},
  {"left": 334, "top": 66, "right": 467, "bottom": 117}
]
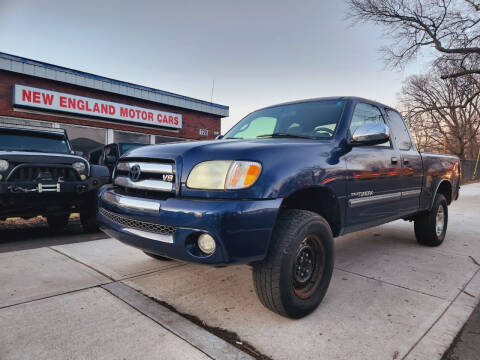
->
[{"left": 101, "top": 189, "right": 160, "bottom": 212}]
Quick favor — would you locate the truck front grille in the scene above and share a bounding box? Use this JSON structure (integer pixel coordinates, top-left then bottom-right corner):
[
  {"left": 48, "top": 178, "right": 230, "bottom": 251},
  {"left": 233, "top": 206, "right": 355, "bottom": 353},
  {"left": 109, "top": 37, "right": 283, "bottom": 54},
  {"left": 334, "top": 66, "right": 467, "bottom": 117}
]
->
[
  {"left": 99, "top": 207, "right": 177, "bottom": 236},
  {"left": 7, "top": 165, "right": 79, "bottom": 182},
  {"left": 114, "top": 160, "right": 175, "bottom": 194}
]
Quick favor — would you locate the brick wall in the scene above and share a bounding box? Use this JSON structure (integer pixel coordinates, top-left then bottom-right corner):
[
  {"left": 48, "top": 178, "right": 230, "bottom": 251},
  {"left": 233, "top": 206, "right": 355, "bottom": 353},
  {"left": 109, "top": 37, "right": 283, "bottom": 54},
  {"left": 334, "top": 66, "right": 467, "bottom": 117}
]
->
[{"left": 0, "top": 70, "right": 221, "bottom": 140}]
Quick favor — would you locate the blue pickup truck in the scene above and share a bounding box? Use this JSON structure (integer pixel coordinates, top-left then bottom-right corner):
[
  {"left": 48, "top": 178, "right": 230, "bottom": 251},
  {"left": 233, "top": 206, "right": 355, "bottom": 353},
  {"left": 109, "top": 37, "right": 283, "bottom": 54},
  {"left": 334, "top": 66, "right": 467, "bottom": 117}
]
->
[{"left": 98, "top": 97, "right": 460, "bottom": 318}]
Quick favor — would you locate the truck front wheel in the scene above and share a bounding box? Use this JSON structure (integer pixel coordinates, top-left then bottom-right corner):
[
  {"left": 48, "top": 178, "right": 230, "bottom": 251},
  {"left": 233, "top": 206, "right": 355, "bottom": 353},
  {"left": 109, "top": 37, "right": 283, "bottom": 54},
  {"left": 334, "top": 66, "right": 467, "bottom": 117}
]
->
[
  {"left": 47, "top": 214, "right": 70, "bottom": 232},
  {"left": 253, "top": 209, "right": 334, "bottom": 318},
  {"left": 414, "top": 194, "right": 448, "bottom": 246}
]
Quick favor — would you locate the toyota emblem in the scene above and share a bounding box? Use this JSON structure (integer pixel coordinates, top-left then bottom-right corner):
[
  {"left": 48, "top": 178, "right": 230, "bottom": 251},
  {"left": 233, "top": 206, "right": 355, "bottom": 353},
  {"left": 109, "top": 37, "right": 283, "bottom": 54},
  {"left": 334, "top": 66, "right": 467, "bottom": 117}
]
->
[{"left": 129, "top": 165, "right": 142, "bottom": 182}]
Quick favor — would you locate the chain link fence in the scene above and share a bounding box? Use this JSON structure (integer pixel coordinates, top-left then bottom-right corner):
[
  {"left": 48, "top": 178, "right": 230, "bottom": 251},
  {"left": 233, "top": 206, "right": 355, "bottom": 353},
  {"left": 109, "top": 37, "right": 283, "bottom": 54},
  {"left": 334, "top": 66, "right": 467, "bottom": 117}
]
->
[{"left": 461, "top": 160, "right": 480, "bottom": 184}]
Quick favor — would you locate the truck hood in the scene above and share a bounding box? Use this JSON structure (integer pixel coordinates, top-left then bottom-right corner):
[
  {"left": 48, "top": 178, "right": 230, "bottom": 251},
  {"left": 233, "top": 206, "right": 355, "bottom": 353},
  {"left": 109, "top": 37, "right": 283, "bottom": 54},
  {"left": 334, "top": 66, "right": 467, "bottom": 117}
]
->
[
  {"left": 0, "top": 150, "right": 86, "bottom": 165},
  {"left": 123, "top": 138, "right": 334, "bottom": 161},
  {"left": 122, "top": 138, "right": 343, "bottom": 199}
]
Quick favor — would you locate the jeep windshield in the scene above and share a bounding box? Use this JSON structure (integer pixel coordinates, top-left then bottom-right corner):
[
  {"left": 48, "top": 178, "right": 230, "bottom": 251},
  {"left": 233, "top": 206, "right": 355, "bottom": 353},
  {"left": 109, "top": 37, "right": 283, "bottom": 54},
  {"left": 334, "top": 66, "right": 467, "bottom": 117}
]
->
[
  {"left": 0, "top": 131, "right": 70, "bottom": 154},
  {"left": 224, "top": 100, "right": 345, "bottom": 140}
]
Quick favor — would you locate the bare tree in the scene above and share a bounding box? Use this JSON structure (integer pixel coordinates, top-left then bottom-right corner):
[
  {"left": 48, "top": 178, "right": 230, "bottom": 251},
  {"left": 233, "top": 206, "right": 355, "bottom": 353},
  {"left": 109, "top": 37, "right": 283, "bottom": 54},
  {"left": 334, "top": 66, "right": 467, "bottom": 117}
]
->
[
  {"left": 400, "top": 66, "right": 480, "bottom": 158},
  {"left": 347, "top": 0, "right": 480, "bottom": 82}
]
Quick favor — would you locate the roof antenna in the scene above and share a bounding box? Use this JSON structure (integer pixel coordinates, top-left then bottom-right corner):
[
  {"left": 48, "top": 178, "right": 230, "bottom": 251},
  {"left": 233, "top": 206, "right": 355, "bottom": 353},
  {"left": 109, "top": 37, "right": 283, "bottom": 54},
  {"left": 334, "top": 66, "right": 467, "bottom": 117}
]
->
[{"left": 210, "top": 79, "right": 214, "bottom": 103}]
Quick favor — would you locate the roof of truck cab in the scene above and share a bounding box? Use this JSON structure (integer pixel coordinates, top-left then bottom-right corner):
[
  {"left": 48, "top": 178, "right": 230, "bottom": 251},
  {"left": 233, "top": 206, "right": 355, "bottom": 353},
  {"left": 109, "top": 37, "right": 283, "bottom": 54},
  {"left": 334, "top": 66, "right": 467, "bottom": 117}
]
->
[{"left": 257, "top": 96, "right": 393, "bottom": 111}]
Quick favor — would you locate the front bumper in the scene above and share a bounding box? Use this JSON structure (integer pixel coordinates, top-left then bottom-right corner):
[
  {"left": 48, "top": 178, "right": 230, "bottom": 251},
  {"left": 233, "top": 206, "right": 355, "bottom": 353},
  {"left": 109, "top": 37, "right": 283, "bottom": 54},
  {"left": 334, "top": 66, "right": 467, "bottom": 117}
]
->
[
  {"left": 0, "top": 177, "right": 110, "bottom": 217},
  {"left": 98, "top": 186, "right": 282, "bottom": 265}
]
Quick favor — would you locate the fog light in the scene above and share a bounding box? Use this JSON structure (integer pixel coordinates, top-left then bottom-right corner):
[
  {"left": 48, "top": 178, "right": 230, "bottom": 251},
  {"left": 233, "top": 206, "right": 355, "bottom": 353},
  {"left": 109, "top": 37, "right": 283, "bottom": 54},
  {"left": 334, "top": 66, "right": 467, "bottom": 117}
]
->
[
  {"left": 198, "top": 233, "right": 216, "bottom": 255},
  {"left": 80, "top": 174, "right": 87, "bottom": 180},
  {"left": 0, "top": 174, "right": 2, "bottom": 181}
]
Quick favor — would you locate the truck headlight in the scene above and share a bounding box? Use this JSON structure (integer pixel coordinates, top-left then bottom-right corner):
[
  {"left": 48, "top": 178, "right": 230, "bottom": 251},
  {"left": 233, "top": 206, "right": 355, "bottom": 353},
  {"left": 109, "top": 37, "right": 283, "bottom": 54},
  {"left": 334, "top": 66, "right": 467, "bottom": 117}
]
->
[
  {"left": 0, "top": 159, "right": 9, "bottom": 172},
  {"left": 186, "top": 160, "right": 261, "bottom": 190},
  {"left": 72, "top": 162, "right": 86, "bottom": 174}
]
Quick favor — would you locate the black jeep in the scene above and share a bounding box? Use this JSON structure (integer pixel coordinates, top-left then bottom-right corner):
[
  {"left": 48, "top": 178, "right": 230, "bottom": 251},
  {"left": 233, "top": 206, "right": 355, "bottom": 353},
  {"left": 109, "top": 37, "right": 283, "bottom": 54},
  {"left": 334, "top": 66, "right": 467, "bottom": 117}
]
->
[{"left": 0, "top": 126, "right": 110, "bottom": 232}]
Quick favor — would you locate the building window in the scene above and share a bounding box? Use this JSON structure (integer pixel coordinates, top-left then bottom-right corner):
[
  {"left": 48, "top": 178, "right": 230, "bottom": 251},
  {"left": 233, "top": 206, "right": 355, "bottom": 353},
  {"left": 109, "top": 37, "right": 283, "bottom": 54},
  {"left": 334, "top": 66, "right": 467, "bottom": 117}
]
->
[
  {"left": 59, "top": 123, "right": 107, "bottom": 155},
  {"left": 113, "top": 130, "right": 149, "bottom": 144},
  {"left": 155, "top": 135, "right": 186, "bottom": 144},
  {"left": 0, "top": 117, "right": 53, "bottom": 129}
]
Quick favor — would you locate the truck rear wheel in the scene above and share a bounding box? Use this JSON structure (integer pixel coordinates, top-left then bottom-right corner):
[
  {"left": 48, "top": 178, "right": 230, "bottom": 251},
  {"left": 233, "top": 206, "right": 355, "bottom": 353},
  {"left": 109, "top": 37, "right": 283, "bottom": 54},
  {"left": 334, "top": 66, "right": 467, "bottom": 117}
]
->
[
  {"left": 414, "top": 194, "right": 448, "bottom": 246},
  {"left": 253, "top": 209, "right": 334, "bottom": 318},
  {"left": 47, "top": 214, "right": 70, "bottom": 232}
]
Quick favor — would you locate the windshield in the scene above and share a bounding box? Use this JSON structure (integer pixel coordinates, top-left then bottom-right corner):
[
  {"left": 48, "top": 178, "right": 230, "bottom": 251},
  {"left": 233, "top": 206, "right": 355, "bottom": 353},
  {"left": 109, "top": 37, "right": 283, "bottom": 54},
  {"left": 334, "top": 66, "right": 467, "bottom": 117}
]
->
[
  {"left": 225, "top": 100, "right": 345, "bottom": 140},
  {"left": 0, "top": 134, "right": 70, "bottom": 154}
]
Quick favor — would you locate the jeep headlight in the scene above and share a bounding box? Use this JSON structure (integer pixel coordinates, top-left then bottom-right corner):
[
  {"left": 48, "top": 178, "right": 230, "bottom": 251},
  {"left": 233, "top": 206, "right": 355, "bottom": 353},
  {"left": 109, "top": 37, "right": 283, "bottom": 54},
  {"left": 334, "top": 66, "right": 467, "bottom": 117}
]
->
[
  {"left": 187, "top": 160, "right": 262, "bottom": 190},
  {"left": 72, "top": 161, "right": 86, "bottom": 174},
  {"left": 0, "top": 159, "right": 9, "bottom": 172}
]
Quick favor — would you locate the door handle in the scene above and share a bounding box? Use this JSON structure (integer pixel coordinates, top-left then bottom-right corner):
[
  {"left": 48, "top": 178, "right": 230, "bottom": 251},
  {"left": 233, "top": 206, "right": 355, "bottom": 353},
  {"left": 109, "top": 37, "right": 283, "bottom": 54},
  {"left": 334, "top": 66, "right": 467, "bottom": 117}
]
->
[{"left": 391, "top": 157, "right": 398, "bottom": 164}]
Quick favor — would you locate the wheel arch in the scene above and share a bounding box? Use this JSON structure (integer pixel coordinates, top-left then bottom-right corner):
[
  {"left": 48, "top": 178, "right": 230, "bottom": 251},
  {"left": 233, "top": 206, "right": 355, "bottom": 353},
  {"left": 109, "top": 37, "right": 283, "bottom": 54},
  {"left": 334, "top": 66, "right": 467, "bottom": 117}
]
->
[
  {"left": 431, "top": 179, "right": 452, "bottom": 208},
  {"left": 280, "top": 186, "right": 342, "bottom": 237}
]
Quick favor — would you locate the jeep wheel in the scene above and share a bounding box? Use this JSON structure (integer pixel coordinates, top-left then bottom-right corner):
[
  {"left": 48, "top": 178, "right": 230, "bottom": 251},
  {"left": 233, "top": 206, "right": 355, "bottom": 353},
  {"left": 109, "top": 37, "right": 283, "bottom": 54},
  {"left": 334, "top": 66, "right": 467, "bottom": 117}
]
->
[
  {"left": 253, "top": 209, "right": 334, "bottom": 318},
  {"left": 143, "top": 251, "right": 173, "bottom": 261},
  {"left": 47, "top": 214, "right": 70, "bottom": 232},
  {"left": 414, "top": 194, "right": 448, "bottom": 246},
  {"left": 80, "top": 210, "right": 99, "bottom": 233},
  {"left": 80, "top": 192, "right": 99, "bottom": 233}
]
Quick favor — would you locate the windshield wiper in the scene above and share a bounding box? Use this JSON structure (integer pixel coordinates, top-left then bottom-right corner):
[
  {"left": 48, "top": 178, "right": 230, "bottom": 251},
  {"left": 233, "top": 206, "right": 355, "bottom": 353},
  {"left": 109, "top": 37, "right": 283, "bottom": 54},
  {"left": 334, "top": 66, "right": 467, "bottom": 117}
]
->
[{"left": 256, "top": 133, "right": 315, "bottom": 139}]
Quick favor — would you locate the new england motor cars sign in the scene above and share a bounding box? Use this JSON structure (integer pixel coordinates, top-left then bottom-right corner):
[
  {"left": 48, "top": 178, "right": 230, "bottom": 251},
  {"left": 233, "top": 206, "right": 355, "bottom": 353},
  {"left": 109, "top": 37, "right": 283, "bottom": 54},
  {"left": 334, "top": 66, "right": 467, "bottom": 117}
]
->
[{"left": 13, "top": 84, "right": 182, "bottom": 129}]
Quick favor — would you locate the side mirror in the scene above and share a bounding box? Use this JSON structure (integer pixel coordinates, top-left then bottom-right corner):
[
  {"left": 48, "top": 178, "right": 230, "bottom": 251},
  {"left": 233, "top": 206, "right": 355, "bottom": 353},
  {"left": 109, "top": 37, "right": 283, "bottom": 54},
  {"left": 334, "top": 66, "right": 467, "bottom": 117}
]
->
[
  {"left": 215, "top": 135, "right": 224, "bottom": 140},
  {"left": 350, "top": 123, "right": 390, "bottom": 146}
]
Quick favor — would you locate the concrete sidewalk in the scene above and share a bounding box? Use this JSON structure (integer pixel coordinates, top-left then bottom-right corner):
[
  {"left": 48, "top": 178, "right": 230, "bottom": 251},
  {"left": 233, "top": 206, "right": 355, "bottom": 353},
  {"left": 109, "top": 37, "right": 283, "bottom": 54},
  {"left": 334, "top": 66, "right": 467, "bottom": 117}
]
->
[{"left": 0, "top": 183, "right": 479, "bottom": 359}]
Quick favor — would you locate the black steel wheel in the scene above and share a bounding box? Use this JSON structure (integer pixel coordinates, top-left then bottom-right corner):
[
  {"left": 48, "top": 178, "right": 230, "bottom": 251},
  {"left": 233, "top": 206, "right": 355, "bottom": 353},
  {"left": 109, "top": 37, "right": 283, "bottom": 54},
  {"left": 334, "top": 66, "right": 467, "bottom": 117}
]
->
[
  {"left": 414, "top": 193, "right": 448, "bottom": 246},
  {"left": 253, "top": 209, "right": 334, "bottom": 318},
  {"left": 293, "top": 235, "right": 326, "bottom": 299}
]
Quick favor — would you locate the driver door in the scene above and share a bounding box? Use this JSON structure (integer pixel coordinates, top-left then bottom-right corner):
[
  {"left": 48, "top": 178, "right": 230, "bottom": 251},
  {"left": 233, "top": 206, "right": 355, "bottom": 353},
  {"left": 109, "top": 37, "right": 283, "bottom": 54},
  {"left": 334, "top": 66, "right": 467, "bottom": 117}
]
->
[{"left": 344, "top": 102, "right": 403, "bottom": 231}]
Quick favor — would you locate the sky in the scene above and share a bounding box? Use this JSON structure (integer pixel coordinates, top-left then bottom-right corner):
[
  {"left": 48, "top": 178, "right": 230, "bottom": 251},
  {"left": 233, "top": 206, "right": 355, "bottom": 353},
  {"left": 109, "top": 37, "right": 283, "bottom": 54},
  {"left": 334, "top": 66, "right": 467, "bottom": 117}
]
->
[{"left": 0, "top": 0, "right": 430, "bottom": 133}]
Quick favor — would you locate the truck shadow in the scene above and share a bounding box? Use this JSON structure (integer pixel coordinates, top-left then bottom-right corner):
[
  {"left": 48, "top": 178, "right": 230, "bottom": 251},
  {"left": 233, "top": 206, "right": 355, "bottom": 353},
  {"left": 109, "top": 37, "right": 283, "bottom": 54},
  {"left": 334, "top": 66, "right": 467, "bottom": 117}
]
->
[{"left": 0, "top": 217, "right": 107, "bottom": 253}]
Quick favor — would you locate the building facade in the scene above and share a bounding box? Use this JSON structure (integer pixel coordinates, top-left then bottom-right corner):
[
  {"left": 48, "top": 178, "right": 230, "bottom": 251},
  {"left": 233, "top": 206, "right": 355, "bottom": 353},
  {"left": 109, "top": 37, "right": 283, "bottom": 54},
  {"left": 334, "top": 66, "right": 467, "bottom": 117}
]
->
[{"left": 0, "top": 53, "right": 228, "bottom": 155}]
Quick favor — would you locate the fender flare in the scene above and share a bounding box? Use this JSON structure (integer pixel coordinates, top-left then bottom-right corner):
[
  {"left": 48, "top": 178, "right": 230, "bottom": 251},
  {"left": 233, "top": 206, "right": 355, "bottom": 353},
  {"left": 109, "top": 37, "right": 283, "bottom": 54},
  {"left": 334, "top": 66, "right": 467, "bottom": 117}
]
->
[{"left": 429, "top": 179, "right": 452, "bottom": 209}]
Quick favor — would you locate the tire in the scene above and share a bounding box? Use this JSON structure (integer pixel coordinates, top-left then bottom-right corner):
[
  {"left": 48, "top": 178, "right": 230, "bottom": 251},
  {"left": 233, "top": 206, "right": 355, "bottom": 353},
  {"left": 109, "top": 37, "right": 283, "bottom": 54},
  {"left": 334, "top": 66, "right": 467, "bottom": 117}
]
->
[
  {"left": 80, "top": 192, "right": 99, "bottom": 233},
  {"left": 80, "top": 210, "right": 99, "bottom": 233},
  {"left": 47, "top": 214, "right": 70, "bottom": 232},
  {"left": 252, "top": 209, "right": 334, "bottom": 319},
  {"left": 143, "top": 251, "right": 173, "bottom": 261},
  {"left": 414, "top": 194, "right": 448, "bottom": 246}
]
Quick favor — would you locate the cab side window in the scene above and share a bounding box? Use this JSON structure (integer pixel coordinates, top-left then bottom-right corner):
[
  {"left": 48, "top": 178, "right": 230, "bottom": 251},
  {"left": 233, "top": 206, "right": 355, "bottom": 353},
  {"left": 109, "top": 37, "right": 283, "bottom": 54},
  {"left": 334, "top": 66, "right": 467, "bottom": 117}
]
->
[
  {"left": 386, "top": 110, "right": 412, "bottom": 151},
  {"left": 350, "top": 103, "right": 391, "bottom": 147}
]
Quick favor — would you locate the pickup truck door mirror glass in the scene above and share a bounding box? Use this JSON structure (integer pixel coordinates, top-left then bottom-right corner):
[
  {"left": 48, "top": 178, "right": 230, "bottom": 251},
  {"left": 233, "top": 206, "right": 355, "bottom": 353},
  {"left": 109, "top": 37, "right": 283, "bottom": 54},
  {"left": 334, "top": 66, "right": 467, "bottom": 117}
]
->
[{"left": 350, "top": 123, "right": 390, "bottom": 146}]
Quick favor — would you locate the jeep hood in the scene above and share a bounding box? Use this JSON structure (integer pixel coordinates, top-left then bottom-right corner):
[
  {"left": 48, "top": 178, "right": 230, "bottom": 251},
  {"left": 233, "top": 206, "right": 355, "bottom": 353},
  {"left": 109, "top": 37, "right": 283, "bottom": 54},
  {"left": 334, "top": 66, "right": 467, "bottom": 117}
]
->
[{"left": 0, "top": 151, "right": 86, "bottom": 165}]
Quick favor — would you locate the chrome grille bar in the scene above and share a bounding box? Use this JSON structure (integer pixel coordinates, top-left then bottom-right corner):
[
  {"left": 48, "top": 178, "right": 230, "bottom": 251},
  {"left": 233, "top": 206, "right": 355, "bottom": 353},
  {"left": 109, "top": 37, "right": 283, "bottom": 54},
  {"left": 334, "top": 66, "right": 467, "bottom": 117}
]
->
[
  {"left": 114, "top": 176, "right": 173, "bottom": 192},
  {"left": 117, "top": 162, "right": 173, "bottom": 174}
]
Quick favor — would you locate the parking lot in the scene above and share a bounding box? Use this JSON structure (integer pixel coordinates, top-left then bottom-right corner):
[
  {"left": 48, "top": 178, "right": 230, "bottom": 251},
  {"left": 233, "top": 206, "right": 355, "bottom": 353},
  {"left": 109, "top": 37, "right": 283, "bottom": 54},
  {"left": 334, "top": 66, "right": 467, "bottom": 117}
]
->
[{"left": 1, "top": 183, "right": 479, "bottom": 360}]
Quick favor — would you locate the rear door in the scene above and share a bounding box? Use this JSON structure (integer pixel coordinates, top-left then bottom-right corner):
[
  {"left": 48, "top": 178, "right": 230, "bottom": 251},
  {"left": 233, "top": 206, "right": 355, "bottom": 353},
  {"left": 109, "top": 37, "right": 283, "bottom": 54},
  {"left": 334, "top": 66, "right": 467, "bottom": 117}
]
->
[
  {"left": 385, "top": 109, "right": 423, "bottom": 213},
  {"left": 345, "top": 102, "right": 403, "bottom": 230}
]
